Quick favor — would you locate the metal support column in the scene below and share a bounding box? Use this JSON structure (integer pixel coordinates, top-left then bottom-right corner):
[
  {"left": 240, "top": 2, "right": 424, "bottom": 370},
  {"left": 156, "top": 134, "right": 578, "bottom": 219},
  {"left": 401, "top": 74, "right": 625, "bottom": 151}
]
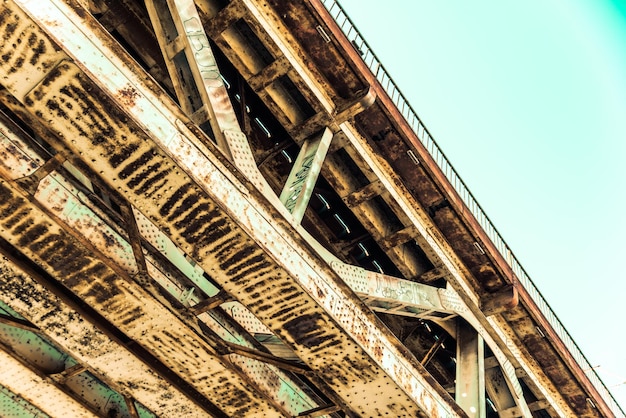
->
[
  {"left": 485, "top": 357, "right": 526, "bottom": 417},
  {"left": 456, "top": 319, "right": 486, "bottom": 418}
]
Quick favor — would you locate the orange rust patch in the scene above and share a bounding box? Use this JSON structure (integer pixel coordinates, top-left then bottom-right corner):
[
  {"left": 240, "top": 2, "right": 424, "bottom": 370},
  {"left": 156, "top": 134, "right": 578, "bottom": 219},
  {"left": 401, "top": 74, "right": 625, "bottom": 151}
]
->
[{"left": 116, "top": 85, "right": 140, "bottom": 108}]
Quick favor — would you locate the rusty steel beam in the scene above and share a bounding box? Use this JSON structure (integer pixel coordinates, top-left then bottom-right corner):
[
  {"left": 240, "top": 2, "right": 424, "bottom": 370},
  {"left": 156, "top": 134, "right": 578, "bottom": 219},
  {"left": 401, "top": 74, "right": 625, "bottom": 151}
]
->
[
  {"left": 0, "top": 169, "right": 287, "bottom": 417},
  {"left": 0, "top": 236, "right": 221, "bottom": 417},
  {"left": 3, "top": 1, "right": 464, "bottom": 415},
  {"left": 0, "top": 114, "right": 326, "bottom": 417},
  {"left": 321, "top": 255, "right": 527, "bottom": 418},
  {"left": 338, "top": 122, "right": 575, "bottom": 417},
  {"left": 331, "top": 260, "right": 458, "bottom": 320},
  {"left": 342, "top": 179, "right": 385, "bottom": 208},
  {"left": 238, "top": 0, "right": 336, "bottom": 115},
  {"left": 200, "top": 0, "right": 336, "bottom": 132},
  {"left": 1, "top": 0, "right": 580, "bottom": 414},
  {"left": 0, "top": 299, "right": 152, "bottom": 418}
]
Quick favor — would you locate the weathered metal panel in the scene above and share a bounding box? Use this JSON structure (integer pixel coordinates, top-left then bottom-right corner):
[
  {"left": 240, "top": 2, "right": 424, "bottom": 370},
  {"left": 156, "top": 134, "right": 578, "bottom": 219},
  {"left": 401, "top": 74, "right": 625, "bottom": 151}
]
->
[
  {"left": 0, "top": 176, "right": 284, "bottom": 417},
  {"left": 0, "top": 113, "right": 326, "bottom": 416},
  {"left": 5, "top": 1, "right": 464, "bottom": 415},
  {"left": 0, "top": 311, "right": 155, "bottom": 418},
  {"left": 0, "top": 384, "right": 51, "bottom": 418}
]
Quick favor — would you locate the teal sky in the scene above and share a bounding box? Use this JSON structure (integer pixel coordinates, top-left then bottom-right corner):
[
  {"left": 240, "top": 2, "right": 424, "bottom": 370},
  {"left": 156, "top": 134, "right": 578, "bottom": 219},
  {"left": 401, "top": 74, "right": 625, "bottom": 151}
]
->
[{"left": 337, "top": 0, "right": 626, "bottom": 409}]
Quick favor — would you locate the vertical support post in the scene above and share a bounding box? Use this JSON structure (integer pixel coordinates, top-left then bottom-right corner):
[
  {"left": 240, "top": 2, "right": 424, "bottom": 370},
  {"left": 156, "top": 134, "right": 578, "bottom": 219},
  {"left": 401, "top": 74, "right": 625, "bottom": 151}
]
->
[
  {"left": 279, "top": 128, "right": 333, "bottom": 223},
  {"left": 484, "top": 356, "right": 531, "bottom": 417},
  {"left": 456, "top": 319, "right": 485, "bottom": 418}
]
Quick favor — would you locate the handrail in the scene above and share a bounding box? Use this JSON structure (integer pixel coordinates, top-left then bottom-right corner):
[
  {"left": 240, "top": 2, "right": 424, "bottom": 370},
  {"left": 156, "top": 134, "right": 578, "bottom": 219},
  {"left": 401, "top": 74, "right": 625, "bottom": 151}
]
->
[{"left": 321, "top": 0, "right": 625, "bottom": 415}]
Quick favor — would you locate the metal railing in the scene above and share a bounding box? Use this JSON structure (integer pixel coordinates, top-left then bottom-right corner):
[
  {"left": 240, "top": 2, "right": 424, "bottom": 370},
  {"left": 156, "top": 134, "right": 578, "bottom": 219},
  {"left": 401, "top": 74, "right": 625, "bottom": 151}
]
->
[{"left": 321, "top": 0, "right": 624, "bottom": 415}]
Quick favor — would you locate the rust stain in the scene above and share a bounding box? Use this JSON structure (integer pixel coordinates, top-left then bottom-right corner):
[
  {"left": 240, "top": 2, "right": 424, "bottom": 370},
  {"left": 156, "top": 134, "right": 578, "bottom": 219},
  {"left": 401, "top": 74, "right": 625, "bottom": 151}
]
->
[
  {"left": 0, "top": 5, "right": 61, "bottom": 81},
  {"left": 283, "top": 312, "right": 333, "bottom": 349},
  {"left": 116, "top": 85, "right": 140, "bottom": 108}
]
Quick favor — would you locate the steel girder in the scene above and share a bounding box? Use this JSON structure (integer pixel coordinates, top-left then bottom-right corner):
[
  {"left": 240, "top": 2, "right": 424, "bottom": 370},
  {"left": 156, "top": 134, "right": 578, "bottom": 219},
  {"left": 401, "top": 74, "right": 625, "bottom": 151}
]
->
[
  {"left": 0, "top": 111, "right": 339, "bottom": 417},
  {"left": 1, "top": 0, "right": 464, "bottom": 416},
  {"left": 184, "top": 2, "right": 584, "bottom": 413},
  {"left": 0, "top": 260, "right": 205, "bottom": 418}
]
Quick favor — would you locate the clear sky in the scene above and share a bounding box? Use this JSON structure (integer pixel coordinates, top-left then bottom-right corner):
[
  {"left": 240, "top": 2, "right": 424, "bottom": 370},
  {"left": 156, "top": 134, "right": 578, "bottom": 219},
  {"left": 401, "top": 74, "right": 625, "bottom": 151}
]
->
[{"left": 337, "top": 0, "right": 626, "bottom": 410}]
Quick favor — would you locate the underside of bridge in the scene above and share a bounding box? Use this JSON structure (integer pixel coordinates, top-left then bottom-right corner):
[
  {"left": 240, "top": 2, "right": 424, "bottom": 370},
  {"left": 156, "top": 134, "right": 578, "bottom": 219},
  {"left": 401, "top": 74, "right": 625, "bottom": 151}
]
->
[{"left": 0, "top": 0, "right": 622, "bottom": 417}]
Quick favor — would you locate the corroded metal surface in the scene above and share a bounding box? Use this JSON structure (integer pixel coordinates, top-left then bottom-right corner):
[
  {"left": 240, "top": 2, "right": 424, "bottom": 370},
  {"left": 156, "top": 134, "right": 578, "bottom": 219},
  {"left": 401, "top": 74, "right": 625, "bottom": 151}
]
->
[
  {"left": 337, "top": 122, "right": 574, "bottom": 417},
  {"left": 0, "top": 177, "right": 283, "bottom": 417},
  {"left": 307, "top": 2, "right": 616, "bottom": 415},
  {"left": 146, "top": 0, "right": 272, "bottom": 196},
  {"left": 2, "top": 0, "right": 464, "bottom": 415},
  {"left": 0, "top": 0, "right": 614, "bottom": 416},
  {"left": 326, "top": 257, "right": 530, "bottom": 417},
  {"left": 0, "top": 114, "right": 326, "bottom": 416},
  {"left": 0, "top": 258, "right": 209, "bottom": 418},
  {"left": 0, "top": 345, "right": 99, "bottom": 418}
]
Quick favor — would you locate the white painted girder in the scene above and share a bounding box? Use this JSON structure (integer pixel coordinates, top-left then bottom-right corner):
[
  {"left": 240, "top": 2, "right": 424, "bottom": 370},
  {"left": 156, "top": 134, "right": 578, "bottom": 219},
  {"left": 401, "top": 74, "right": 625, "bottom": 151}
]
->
[
  {"left": 145, "top": 0, "right": 272, "bottom": 196},
  {"left": 280, "top": 128, "right": 333, "bottom": 223}
]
